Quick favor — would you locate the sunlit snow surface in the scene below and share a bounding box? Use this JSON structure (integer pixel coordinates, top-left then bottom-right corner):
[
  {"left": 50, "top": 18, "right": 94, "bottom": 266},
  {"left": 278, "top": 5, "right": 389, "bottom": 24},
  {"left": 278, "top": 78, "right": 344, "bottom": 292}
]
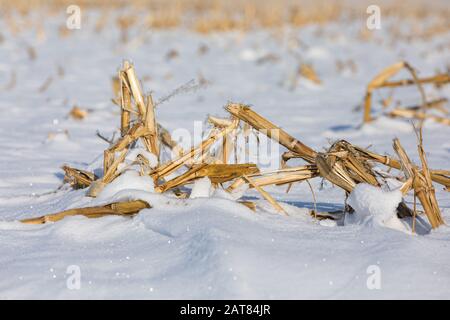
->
[{"left": 0, "top": 11, "right": 449, "bottom": 299}]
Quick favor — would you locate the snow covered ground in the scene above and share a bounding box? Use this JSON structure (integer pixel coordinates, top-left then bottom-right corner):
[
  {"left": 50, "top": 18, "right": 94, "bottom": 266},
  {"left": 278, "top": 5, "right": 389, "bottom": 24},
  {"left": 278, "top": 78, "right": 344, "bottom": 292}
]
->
[{"left": 0, "top": 8, "right": 449, "bottom": 299}]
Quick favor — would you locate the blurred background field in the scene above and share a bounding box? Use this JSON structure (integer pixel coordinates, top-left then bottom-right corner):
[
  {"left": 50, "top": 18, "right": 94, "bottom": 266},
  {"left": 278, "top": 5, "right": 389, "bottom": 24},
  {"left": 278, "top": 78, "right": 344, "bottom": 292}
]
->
[{"left": 0, "top": 0, "right": 449, "bottom": 35}]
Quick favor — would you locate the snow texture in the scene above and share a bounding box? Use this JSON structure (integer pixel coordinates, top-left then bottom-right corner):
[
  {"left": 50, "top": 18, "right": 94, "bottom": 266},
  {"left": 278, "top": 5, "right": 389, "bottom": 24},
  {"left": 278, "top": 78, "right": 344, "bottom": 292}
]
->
[
  {"left": 190, "top": 177, "right": 213, "bottom": 199},
  {"left": 346, "top": 183, "right": 409, "bottom": 233},
  {"left": 0, "top": 9, "right": 449, "bottom": 299}
]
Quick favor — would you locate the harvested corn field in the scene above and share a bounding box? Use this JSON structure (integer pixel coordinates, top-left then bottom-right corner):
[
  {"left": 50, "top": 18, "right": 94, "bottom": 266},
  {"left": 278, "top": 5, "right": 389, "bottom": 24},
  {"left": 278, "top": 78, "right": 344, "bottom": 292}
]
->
[{"left": 0, "top": 0, "right": 450, "bottom": 300}]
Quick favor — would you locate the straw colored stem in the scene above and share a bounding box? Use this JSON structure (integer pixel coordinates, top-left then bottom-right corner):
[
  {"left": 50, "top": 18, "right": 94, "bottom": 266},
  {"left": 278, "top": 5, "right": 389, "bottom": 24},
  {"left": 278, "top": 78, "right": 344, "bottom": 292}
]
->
[
  {"left": 393, "top": 138, "right": 444, "bottom": 228},
  {"left": 362, "top": 61, "right": 448, "bottom": 123},
  {"left": 21, "top": 200, "right": 150, "bottom": 225},
  {"left": 119, "top": 71, "right": 132, "bottom": 136},
  {"left": 123, "top": 61, "right": 146, "bottom": 117},
  {"left": 378, "top": 74, "right": 450, "bottom": 88},
  {"left": 225, "top": 103, "right": 317, "bottom": 163},
  {"left": 109, "top": 123, "right": 150, "bottom": 153},
  {"left": 156, "top": 163, "right": 259, "bottom": 193},
  {"left": 152, "top": 119, "right": 239, "bottom": 180},
  {"left": 400, "top": 98, "right": 448, "bottom": 115},
  {"left": 227, "top": 164, "right": 318, "bottom": 191},
  {"left": 102, "top": 148, "right": 128, "bottom": 183},
  {"left": 242, "top": 175, "right": 287, "bottom": 215},
  {"left": 144, "top": 94, "right": 159, "bottom": 157},
  {"left": 347, "top": 144, "right": 450, "bottom": 188},
  {"left": 62, "top": 165, "right": 96, "bottom": 189},
  {"left": 315, "top": 154, "right": 356, "bottom": 192},
  {"left": 364, "top": 61, "right": 405, "bottom": 123},
  {"left": 103, "top": 150, "right": 114, "bottom": 177},
  {"left": 388, "top": 108, "right": 450, "bottom": 126}
]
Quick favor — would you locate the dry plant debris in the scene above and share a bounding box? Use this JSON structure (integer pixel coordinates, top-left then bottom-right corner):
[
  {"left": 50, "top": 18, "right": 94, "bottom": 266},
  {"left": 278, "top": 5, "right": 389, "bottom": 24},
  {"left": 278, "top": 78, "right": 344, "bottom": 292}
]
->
[
  {"left": 21, "top": 200, "right": 150, "bottom": 225},
  {"left": 69, "top": 106, "right": 88, "bottom": 120},
  {"left": 393, "top": 138, "right": 444, "bottom": 229},
  {"left": 363, "top": 61, "right": 450, "bottom": 124},
  {"left": 21, "top": 62, "right": 449, "bottom": 232},
  {"left": 62, "top": 165, "right": 97, "bottom": 189},
  {"left": 5, "top": 0, "right": 447, "bottom": 38}
]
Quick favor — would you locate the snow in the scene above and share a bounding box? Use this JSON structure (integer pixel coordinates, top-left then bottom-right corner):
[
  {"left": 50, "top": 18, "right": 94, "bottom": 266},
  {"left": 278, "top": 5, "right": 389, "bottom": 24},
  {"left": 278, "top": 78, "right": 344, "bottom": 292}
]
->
[
  {"left": 319, "top": 219, "right": 338, "bottom": 228},
  {"left": 190, "top": 177, "right": 213, "bottom": 199},
  {"left": 0, "top": 8, "right": 449, "bottom": 299},
  {"left": 96, "top": 170, "right": 155, "bottom": 201},
  {"left": 346, "top": 183, "right": 410, "bottom": 234}
]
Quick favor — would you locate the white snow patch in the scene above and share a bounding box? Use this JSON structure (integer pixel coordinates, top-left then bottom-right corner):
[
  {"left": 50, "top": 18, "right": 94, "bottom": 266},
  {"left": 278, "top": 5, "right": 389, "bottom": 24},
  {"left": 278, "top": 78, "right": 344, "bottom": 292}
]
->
[
  {"left": 239, "top": 49, "right": 259, "bottom": 61},
  {"left": 211, "top": 187, "right": 237, "bottom": 201},
  {"left": 346, "top": 183, "right": 410, "bottom": 233},
  {"left": 362, "top": 117, "right": 413, "bottom": 134},
  {"left": 223, "top": 183, "right": 249, "bottom": 201},
  {"left": 320, "top": 219, "right": 337, "bottom": 227},
  {"left": 96, "top": 170, "right": 154, "bottom": 200},
  {"left": 305, "top": 46, "right": 330, "bottom": 60},
  {"left": 190, "top": 177, "right": 213, "bottom": 198}
]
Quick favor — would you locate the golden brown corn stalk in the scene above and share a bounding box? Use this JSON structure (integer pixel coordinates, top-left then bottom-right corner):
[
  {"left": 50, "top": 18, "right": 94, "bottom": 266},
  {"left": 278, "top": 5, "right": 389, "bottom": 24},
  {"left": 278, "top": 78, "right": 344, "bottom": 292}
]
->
[
  {"left": 155, "top": 163, "right": 259, "bottom": 193},
  {"left": 315, "top": 154, "right": 356, "bottom": 193},
  {"left": 299, "top": 63, "right": 322, "bottom": 85},
  {"left": 363, "top": 61, "right": 449, "bottom": 123},
  {"left": 144, "top": 94, "right": 159, "bottom": 159},
  {"left": 120, "top": 61, "right": 159, "bottom": 156},
  {"left": 119, "top": 70, "right": 132, "bottom": 136},
  {"left": 122, "top": 60, "right": 146, "bottom": 116},
  {"left": 21, "top": 200, "right": 150, "bottom": 225},
  {"left": 62, "top": 165, "right": 96, "bottom": 189},
  {"left": 157, "top": 123, "right": 184, "bottom": 159},
  {"left": 69, "top": 106, "right": 88, "bottom": 120},
  {"left": 402, "top": 98, "right": 448, "bottom": 113},
  {"left": 227, "top": 165, "right": 319, "bottom": 192},
  {"left": 326, "top": 140, "right": 379, "bottom": 186},
  {"left": 242, "top": 175, "right": 287, "bottom": 215},
  {"left": 336, "top": 141, "right": 450, "bottom": 190},
  {"left": 393, "top": 138, "right": 445, "bottom": 229},
  {"left": 364, "top": 62, "right": 406, "bottom": 123},
  {"left": 208, "top": 115, "right": 236, "bottom": 164},
  {"left": 101, "top": 122, "right": 151, "bottom": 185},
  {"left": 388, "top": 108, "right": 450, "bottom": 126},
  {"left": 225, "top": 103, "right": 317, "bottom": 163},
  {"left": 225, "top": 104, "right": 377, "bottom": 192},
  {"left": 377, "top": 74, "right": 450, "bottom": 89},
  {"left": 151, "top": 119, "right": 239, "bottom": 181},
  {"left": 239, "top": 201, "right": 257, "bottom": 211}
]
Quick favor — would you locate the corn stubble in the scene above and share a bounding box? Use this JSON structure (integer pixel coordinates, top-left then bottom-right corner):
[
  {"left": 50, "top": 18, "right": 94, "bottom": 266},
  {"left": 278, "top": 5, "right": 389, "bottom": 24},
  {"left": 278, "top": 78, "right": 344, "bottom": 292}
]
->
[
  {"left": 363, "top": 61, "right": 450, "bottom": 125},
  {"left": 20, "top": 63, "right": 449, "bottom": 232}
]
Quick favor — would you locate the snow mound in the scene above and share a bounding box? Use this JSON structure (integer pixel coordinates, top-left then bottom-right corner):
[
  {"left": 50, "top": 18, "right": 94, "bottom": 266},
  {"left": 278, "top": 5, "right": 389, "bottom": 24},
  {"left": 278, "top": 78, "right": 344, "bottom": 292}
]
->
[
  {"left": 305, "top": 46, "right": 330, "bottom": 60},
  {"left": 190, "top": 177, "right": 213, "bottom": 198},
  {"left": 97, "top": 170, "right": 154, "bottom": 200},
  {"left": 346, "top": 183, "right": 410, "bottom": 233}
]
